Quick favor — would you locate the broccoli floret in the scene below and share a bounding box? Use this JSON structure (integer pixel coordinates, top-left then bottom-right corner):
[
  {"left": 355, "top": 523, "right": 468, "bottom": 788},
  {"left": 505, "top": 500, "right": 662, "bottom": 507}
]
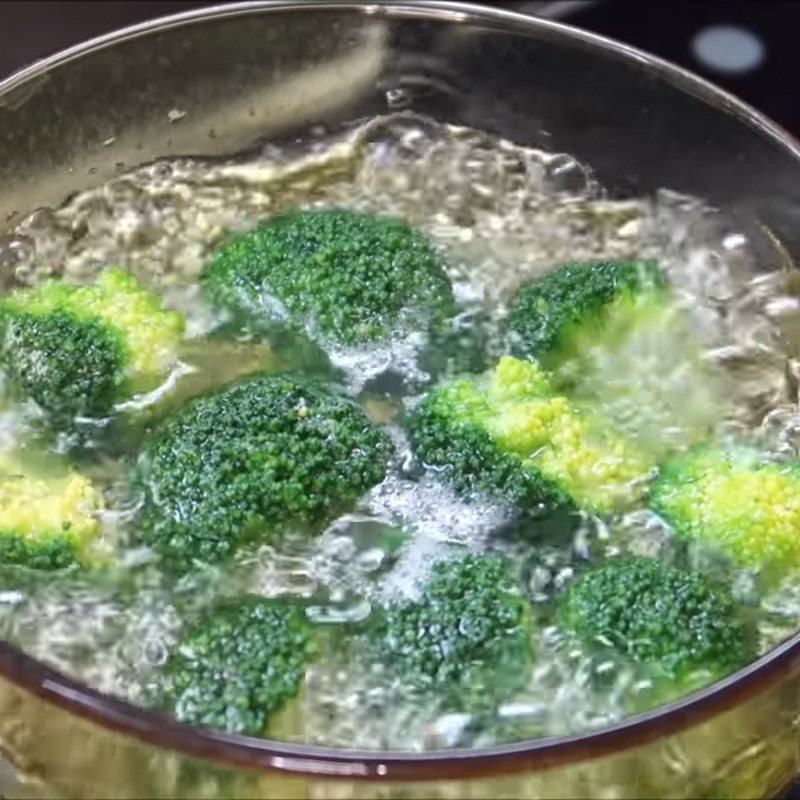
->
[
  {"left": 0, "top": 456, "right": 104, "bottom": 570},
  {"left": 506, "top": 261, "right": 667, "bottom": 363},
  {"left": 650, "top": 446, "right": 800, "bottom": 574},
  {"left": 0, "top": 267, "right": 184, "bottom": 426},
  {"left": 408, "top": 355, "right": 647, "bottom": 514},
  {"left": 134, "top": 371, "right": 392, "bottom": 571},
  {"left": 161, "top": 597, "right": 317, "bottom": 736},
  {"left": 560, "top": 557, "right": 754, "bottom": 681},
  {"left": 508, "top": 261, "right": 723, "bottom": 464},
  {"left": 200, "top": 209, "right": 454, "bottom": 346},
  {"left": 375, "top": 554, "right": 533, "bottom": 711}
]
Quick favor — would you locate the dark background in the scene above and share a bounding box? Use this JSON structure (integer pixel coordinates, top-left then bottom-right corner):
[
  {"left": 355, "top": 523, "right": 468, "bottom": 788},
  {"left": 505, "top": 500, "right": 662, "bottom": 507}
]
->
[{"left": 2, "top": 1, "right": 800, "bottom": 797}]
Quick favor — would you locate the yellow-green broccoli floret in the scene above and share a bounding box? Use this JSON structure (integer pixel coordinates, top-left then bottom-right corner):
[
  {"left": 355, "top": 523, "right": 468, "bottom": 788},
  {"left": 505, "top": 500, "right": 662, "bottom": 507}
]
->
[
  {"left": 0, "top": 456, "right": 104, "bottom": 570},
  {"left": 506, "top": 261, "right": 668, "bottom": 364},
  {"left": 161, "top": 596, "right": 317, "bottom": 736},
  {"left": 374, "top": 554, "right": 533, "bottom": 711},
  {"left": 0, "top": 267, "right": 184, "bottom": 425},
  {"left": 650, "top": 446, "right": 800, "bottom": 574},
  {"left": 200, "top": 209, "right": 454, "bottom": 346},
  {"left": 408, "top": 355, "right": 648, "bottom": 514},
  {"left": 560, "top": 557, "right": 755, "bottom": 683}
]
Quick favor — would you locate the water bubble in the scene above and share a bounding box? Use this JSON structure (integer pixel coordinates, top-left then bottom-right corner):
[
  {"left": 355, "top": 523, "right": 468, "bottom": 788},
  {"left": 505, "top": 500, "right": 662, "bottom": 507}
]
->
[{"left": 385, "top": 87, "right": 412, "bottom": 109}]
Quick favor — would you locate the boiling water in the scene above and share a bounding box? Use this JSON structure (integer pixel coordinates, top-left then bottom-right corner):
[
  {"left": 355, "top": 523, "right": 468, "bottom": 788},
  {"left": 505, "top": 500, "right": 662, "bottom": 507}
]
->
[{"left": 2, "top": 113, "right": 800, "bottom": 750}]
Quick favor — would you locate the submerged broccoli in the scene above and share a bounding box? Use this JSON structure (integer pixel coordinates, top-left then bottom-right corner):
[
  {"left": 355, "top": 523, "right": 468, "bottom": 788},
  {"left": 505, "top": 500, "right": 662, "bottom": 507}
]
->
[
  {"left": 560, "top": 557, "right": 754, "bottom": 681},
  {"left": 506, "top": 261, "right": 667, "bottom": 364},
  {"left": 162, "top": 597, "right": 317, "bottom": 736},
  {"left": 200, "top": 209, "right": 454, "bottom": 346},
  {"left": 408, "top": 355, "right": 647, "bottom": 514},
  {"left": 375, "top": 554, "right": 533, "bottom": 711},
  {"left": 508, "top": 261, "right": 724, "bottom": 463},
  {"left": 134, "top": 371, "right": 392, "bottom": 571},
  {"left": 0, "top": 267, "right": 184, "bottom": 426},
  {"left": 0, "top": 456, "right": 104, "bottom": 570},
  {"left": 650, "top": 446, "right": 800, "bottom": 575}
]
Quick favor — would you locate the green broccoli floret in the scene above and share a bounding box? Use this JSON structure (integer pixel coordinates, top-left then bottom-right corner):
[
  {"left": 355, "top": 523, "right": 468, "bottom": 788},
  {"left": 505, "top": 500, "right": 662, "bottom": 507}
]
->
[
  {"left": 650, "top": 445, "right": 800, "bottom": 575},
  {"left": 407, "top": 355, "right": 648, "bottom": 514},
  {"left": 0, "top": 267, "right": 184, "bottom": 426},
  {"left": 560, "top": 557, "right": 754, "bottom": 682},
  {"left": 161, "top": 596, "right": 317, "bottom": 736},
  {"left": 0, "top": 453, "right": 105, "bottom": 570},
  {"left": 133, "top": 372, "right": 392, "bottom": 571},
  {"left": 200, "top": 209, "right": 454, "bottom": 346},
  {"left": 375, "top": 554, "right": 533, "bottom": 711},
  {"left": 506, "top": 261, "right": 667, "bottom": 364}
]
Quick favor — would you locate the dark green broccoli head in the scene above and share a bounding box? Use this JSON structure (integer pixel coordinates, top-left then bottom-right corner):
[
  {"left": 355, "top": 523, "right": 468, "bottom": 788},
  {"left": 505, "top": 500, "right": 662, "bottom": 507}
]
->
[
  {"left": 162, "top": 597, "right": 317, "bottom": 736},
  {"left": 200, "top": 209, "right": 454, "bottom": 346},
  {"left": 560, "top": 557, "right": 754, "bottom": 680},
  {"left": 134, "top": 371, "right": 392, "bottom": 571},
  {"left": 506, "top": 261, "right": 667, "bottom": 362},
  {"left": 0, "top": 311, "right": 123, "bottom": 424},
  {"left": 0, "top": 535, "right": 78, "bottom": 571},
  {"left": 375, "top": 554, "right": 533, "bottom": 711},
  {"left": 0, "top": 268, "right": 184, "bottom": 427}
]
